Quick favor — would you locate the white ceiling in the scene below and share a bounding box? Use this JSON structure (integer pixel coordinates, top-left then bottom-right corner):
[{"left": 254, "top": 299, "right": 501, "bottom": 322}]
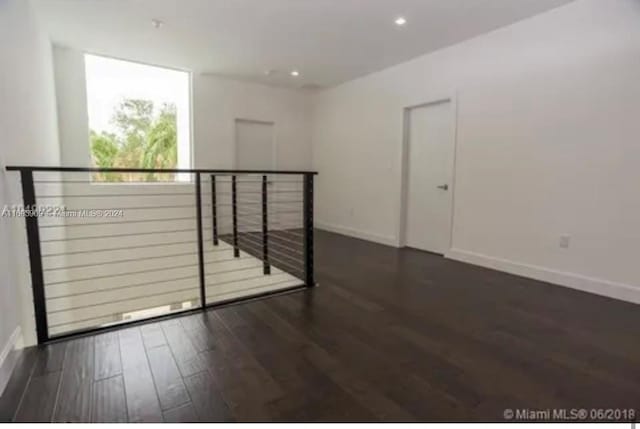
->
[{"left": 34, "top": 0, "right": 574, "bottom": 89}]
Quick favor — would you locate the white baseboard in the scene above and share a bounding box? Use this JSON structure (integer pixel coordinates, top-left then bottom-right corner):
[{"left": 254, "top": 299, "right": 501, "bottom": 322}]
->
[
  {"left": 446, "top": 248, "right": 640, "bottom": 305},
  {"left": 316, "top": 221, "right": 398, "bottom": 247},
  {"left": 315, "top": 223, "right": 640, "bottom": 305},
  {"left": 0, "top": 326, "right": 23, "bottom": 395}
]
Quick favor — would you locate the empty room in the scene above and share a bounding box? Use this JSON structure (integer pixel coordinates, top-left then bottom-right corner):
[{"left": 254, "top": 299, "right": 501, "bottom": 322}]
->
[{"left": 0, "top": 0, "right": 639, "bottom": 424}]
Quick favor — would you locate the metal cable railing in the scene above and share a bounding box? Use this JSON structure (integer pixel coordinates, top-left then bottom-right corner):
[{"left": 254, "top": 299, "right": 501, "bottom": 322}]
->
[{"left": 6, "top": 166, "right": 316, "bottom": 343}]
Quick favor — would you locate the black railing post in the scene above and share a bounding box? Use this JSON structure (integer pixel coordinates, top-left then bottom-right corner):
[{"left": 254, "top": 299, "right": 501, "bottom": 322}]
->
[
  {"left": 232, "top": 175, "right": 240, "bottom": 257},
  {"left": 20, "top": 170, "right": 48, "bottom": 344},
  {"left": 195, "top": 172, "right": 206, "bottom": 307},
  {"left": 262, "top": 175, "right": 270, "bottom": 275},
  {"left": 303, "top": 173, "right": 315, "bottom": 287},
  {"left": 210, "top": 174, "right": 218, "bottom": 246}
]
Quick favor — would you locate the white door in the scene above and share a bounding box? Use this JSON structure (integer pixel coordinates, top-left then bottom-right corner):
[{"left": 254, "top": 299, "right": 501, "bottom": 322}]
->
[
  {"left": 234, "top": 119, "right": 275, "bottom": 232},
  {"left": 235, "top": 119, "right": 275, "bottom": 170},
  {"left": 404, "top": 101, "right": 455, "bottom": 254}
]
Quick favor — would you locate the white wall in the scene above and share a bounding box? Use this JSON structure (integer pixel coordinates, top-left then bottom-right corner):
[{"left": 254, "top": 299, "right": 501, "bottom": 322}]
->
[
  {"left": 52, "top": 45, "right": 89, "bottom": 166},
  {"left": 311, "top": 0, "right": 640, "bottom": 303},
  {"left": 0, "top": 0, "right": 61, "bottom": 368},
  {"left": 193, "top": 74, "right": 312, "bottom": 170}
]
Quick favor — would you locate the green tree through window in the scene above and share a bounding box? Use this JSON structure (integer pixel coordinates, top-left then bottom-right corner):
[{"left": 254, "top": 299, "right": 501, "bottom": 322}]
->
[{"left": 89, "top": 98, "right": 177, "bottom": 182}]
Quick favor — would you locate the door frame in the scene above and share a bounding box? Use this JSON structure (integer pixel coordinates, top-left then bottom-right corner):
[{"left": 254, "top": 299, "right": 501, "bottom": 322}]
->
[
  {"left": 397, "top": 95, "right": 459, "bottom": 251},
  {"left": 232, "top": 118, "right": 277, "bottom": 170}
]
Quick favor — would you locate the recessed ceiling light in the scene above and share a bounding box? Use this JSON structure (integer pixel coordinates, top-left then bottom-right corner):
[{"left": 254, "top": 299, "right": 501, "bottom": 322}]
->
[
  {"left": 394, "top": 16, "right": 407, "bottom": 26},
  {"left": 151, "top": 18, "right": 164, "bottom": 29},
  {"left": 290, "top": 70, "right": 300, "bottom": 77}
]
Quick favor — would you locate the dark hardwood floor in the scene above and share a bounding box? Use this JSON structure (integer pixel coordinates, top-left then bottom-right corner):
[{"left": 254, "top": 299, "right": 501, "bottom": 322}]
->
[{"left": 1, "top": 229, "right": 639, "bottom": 422}]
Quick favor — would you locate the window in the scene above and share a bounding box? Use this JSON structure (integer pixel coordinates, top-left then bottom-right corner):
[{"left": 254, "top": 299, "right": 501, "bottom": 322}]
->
[{"left": 84, "top": 54, "right": 191, "bottom": 181}]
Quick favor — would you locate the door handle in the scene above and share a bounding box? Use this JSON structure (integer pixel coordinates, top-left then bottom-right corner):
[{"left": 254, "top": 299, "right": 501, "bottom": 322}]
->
[{"left": 437, "top": 184, "right": 449, "bottom": 191}]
